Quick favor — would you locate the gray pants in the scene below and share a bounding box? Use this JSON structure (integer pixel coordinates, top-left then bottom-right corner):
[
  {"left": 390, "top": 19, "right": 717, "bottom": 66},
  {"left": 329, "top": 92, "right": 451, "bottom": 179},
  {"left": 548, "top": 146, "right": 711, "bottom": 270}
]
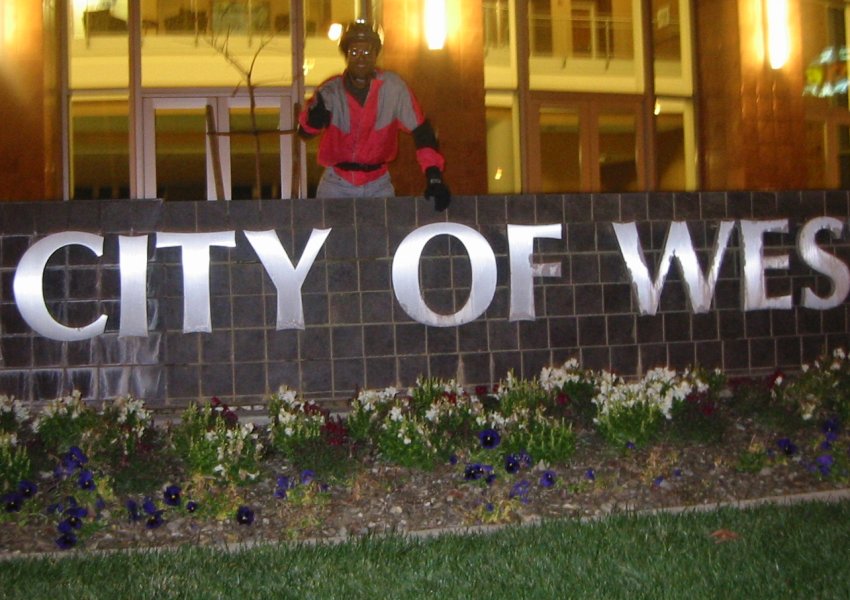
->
[{"left": 316, "top": 168, "right": 395, "bottom": 198}]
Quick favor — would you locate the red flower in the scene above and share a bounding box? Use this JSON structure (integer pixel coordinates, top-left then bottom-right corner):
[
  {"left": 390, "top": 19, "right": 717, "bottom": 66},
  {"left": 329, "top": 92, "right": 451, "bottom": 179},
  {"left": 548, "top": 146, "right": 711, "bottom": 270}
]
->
[
  {"left": 767, "top": 369, "right": 785, "bottom": 390},
  {"left": 322, "top": 418, "right": 348, "bottom": 446}
]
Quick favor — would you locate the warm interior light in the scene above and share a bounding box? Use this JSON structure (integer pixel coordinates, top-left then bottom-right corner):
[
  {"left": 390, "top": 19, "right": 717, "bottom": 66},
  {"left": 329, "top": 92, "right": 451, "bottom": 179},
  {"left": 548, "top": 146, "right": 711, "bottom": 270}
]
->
[
  {"left": 494, "top": 167, "right": 503, "bottom": 181},
  {"left": 765, "top": 0, "right": 790, "bottom": 70},
  {"left": 425, "top": 0, "right": 447, "bottom": 50},
  {"left": 327, "top": 22, "right": 343, "bottom": 42},
  {"left": 2, "top": 0, "right": 17, "bottom": 51}
]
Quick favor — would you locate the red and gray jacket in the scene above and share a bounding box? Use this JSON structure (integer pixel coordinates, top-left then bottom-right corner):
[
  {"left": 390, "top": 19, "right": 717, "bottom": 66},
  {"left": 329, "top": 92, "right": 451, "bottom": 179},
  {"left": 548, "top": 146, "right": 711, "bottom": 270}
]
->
[{"left": 298, "top": 69, "right": 445, "bottom": 186}]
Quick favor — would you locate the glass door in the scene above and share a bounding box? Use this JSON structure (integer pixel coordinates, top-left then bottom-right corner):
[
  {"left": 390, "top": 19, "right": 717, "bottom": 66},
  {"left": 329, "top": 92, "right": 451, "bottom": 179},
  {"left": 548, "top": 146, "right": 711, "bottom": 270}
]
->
[
  {"left": 140, "top": 93, "right": 295, "bottom": 200},
  {"left": 526, "top": 94, "right": 645, "bottom": 192}
]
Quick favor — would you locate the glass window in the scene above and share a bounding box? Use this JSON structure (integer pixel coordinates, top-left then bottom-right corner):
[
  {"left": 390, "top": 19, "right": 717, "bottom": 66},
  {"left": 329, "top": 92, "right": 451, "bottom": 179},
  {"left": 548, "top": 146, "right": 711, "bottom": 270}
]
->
[
  {"left": 140, "top": 0, "right": 294, "bottom": 88},
  {"left": 303, "top": 0, "right": 358, "bottom": 86},
  {"left": 538, "top": 106, "right": 582, "bottom": 192},
  {"left": 69, "top": 0, "right": 129, "bottom": 89},
  {"left": 801, "top": 3, "right": 848, "bottom": 107},
  {"left": 653, "top": 0, "right": 692, "bottom": 96},
  {"left": 654, "top": 97, "right": 695, "bottom": 190},
  {"left": 528, "top": 0, "right": 639, "bottom": 93},
  {"left": 229, "top": 105, "right": 282, "bottom": 199},
  {"left": 154, "top": 106, "right": 208, "bottom": 200},
  {"left": 70, "top": 97, "right": 130, "bottom": 199},
  {"left": 598, "top": 109, "right": 638, "bottom": 191},
  {"left": 483, "top": 0, "right": 515, "bottom": 89},
  {"left": 486, "top": 100, "right": 519, "bottom": 193}
]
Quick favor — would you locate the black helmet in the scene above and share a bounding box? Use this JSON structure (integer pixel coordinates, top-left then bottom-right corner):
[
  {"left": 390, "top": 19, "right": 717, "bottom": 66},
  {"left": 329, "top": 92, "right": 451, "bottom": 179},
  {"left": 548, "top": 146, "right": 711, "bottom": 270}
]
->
[{"left": 339, "top": 20, "right": 382, "bottom": 55}]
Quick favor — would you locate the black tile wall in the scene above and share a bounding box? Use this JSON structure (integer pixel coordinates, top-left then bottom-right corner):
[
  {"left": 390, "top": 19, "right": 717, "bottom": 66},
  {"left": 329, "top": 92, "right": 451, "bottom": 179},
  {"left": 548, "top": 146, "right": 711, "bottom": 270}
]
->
[{"left": 1, "top": 193, "right": 850, "bottom": 411}]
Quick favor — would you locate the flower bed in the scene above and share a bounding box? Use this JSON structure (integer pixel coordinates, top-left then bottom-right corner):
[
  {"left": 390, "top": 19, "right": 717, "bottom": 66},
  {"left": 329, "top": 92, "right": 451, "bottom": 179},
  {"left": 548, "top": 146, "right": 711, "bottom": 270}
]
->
[{"left": 2, "top": 350, "right": 850, "bottom": 554}]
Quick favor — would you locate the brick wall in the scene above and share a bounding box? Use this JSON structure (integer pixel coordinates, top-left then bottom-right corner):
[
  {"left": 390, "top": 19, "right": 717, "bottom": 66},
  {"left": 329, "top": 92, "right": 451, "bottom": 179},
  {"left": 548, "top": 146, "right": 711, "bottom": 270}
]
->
[{"left": 1, "top": 192, "right": 849, "bottom": 412}]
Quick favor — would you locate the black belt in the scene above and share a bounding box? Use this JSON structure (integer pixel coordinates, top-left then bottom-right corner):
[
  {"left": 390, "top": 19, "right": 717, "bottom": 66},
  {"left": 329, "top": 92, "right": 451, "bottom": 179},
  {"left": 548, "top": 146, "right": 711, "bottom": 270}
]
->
[{"left": 335, "top": 162, "right": 384, "bottom": 172}]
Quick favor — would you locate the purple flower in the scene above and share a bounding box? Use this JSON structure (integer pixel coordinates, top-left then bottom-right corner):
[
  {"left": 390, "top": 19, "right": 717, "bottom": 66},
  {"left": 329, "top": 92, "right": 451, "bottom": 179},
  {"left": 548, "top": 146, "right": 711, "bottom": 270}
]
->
[
  {"left": 484, "top": 502, "right": 494, "bottom": 512},
  {"left": 652, "top": 476, "right": 665, "bottom": 487},
  {"left": 60, "top": 446, "right": 88, "bottom": 474},
  {"left": 142, "top": 497, "right": 158, "bottom": 515},
  {"left": 146, "top": 511, "right": 165, "bottom": 529},
  {"left": 236, "top": 505, "right": 254, "bottom": 525},
  {"left": 448, "top": 454, "right": 458, "bottom": 466},
  {"left": 163, "top": 485, "right": 182, "bottom": 507},
  {"left": 478, "top": 428, "right": 501, "bottom": 450},
  {"left": 539, "top": 470, "right": 557, "bottom": 488},
  {"left": 504, "top": 454, "right": 521, "bottom": 474},
  {"left": 625, "top": 441, "right": 636, "bottom": 450},
  {"left": 274, "top": 476, "right": 290, "bottom": 499},
  {"left": 17, "top": 480, "right": 37, "bottom": 499},
  {"left": 57, "top": 518, "right": 79, "bottom": 534},
  {"left": 777, "top": 438, "right": 798, "bottom": 456},
  {"left": 464, "top": 463, "right": 496, "bottom": 482},
  {"left": 822, "top": 417, "right": 841, "bottom": 435},
  {"left": 3, "top": 492, "right": 24, "bottom": 513},
  {"left": 56, "top": 448, "right": 88, "bottom": 478},
  {"left": 517, "top": 450, "right": 533, "bottom": 468},
  {"left": 55, "top": 532, "right": 77, "bottom": 550},
  {"left": 63, "top": 506, "right": 87, "bottom": 529},
  {"left": 817, "top": 454, "right": 834, "bottom": 476},
  {"left": 300, "top": 470, "right": 315, "bottom": 485},
  {"left": 464, "top": 463, "right": 485, "bottom": 481},
  {"left": 509, "top": 480, "right": 531, "bottom": 503},
  {"left": 186, "top": 501, "right": 199, "bottom": 513},
  {"left": 584, "top": 468, "right": 596, "bottom": 481},
  {"left": 126, "top": 499, "right": 141, "bottom": 522},
  {"left": 77, "top": 470, "right": 95, "bottom": 491}
]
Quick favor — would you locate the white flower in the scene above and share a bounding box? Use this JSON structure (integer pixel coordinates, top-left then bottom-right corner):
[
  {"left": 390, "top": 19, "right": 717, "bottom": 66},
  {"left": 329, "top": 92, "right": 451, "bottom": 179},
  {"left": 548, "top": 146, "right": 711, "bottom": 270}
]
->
[{"left": 389, "top": 406, "right": 404, "bottom": 422}]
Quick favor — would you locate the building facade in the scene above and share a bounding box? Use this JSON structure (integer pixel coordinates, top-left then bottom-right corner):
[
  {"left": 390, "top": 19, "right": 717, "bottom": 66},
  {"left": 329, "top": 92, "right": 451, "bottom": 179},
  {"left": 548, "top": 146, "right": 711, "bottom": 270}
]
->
[{"left": 2, "top": 1, "right": 850, "bottom": 202}]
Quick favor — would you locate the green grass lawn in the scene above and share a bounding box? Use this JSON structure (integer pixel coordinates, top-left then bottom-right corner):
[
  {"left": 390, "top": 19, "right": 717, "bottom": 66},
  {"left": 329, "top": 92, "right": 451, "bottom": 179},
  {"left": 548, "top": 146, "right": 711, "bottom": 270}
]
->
[{"left": 3, "top": 499, "right": 849, "bottom": 599}]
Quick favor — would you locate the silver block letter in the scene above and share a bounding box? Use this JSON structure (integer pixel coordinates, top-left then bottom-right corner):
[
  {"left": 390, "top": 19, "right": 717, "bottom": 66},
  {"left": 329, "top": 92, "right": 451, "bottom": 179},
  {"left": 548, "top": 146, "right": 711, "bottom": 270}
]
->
[
  {"left": 118, "top": 235, "right": 150, "bottom": 337},
  {"left": 243, "top": 229, "right": 331, "bottom": 330},
  {"left": 156, "top": 231, "right": 236, "bottom": 333},
  {"left": 507, "top": 224, "right": 563, "bottom": 320},
  {"left": 392, "top": 223, "right": 496, "bottom": 327},
  {"left": 613, "top": 221, "right": 735, "bottom": 315},
  {"left": 13, "top": 231, "right": 107, "bottom": 341},
  {"left": 798, "top": 217, "right": 850, "bottom": 310},
  {"left": 740, "top": 220, "right": 792, "bottom": 310}
]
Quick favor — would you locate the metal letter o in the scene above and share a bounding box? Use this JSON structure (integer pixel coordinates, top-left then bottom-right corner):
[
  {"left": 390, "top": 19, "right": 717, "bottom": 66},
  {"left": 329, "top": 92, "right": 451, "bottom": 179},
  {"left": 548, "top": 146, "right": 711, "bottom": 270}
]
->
[{"left": 392, "top": 223, "right": 496, "bottom": 327}]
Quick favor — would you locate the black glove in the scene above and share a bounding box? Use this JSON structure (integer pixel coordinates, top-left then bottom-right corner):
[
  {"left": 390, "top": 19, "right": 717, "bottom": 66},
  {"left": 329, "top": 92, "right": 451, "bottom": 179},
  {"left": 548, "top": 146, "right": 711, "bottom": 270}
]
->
[
  {"left": 306, "top": 92, "right": 331, "bottom": 130},
  {"left": 424, "top": 166, "right": 451, "bottom": 212}
]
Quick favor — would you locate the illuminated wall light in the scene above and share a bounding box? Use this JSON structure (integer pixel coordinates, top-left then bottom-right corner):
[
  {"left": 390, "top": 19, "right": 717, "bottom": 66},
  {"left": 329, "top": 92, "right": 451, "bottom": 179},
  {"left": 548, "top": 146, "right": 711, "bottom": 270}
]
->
[
  {"left": 424, "top": 0, "right": 447, "bottom": 50},
  {"left": 494, "top": 167, "right": 503, "bottom": 181},
  {"left": 764, "top": 0, "right": 790, "bottom": 70},
  {"left": 327, "top": 22, "right": 343, "bottom": 42},
  {"left": 2, "top": 0, "right": 17, "bottom": 51}
]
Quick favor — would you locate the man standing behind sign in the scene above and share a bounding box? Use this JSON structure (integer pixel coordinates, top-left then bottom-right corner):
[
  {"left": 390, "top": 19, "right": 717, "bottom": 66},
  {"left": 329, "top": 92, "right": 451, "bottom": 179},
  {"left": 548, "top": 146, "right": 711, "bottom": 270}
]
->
[{"left": 297, "top": 20, "right": 451, "bottom": 210}]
